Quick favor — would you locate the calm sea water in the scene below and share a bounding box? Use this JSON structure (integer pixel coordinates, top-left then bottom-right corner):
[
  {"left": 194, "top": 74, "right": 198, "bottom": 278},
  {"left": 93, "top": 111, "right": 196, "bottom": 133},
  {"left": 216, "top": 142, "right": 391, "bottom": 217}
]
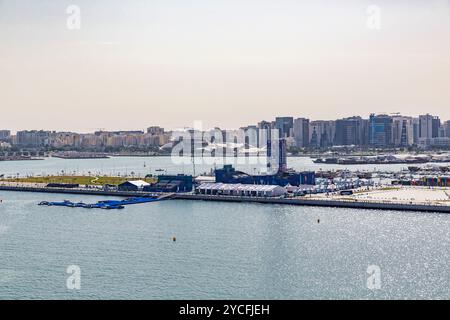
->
[
  {"left": 0, "top": 157, "right": 449, "bottom": 299},
  {"left": 0, "top": 156, "right": 432, "bottom": 178}
]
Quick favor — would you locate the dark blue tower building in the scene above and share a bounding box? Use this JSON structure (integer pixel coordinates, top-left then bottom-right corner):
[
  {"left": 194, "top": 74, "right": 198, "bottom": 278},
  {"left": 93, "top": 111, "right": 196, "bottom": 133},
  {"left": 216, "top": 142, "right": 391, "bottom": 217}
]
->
[{"left": 215, "top": 137, "right": 315, "bottom": 187}]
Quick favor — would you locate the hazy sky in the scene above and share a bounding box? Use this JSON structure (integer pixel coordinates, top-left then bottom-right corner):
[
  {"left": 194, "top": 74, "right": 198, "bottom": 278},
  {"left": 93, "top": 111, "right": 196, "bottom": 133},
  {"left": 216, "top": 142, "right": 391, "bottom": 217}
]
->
[{"left": 1, "top": 0, "right": 450, "bottom": 132}]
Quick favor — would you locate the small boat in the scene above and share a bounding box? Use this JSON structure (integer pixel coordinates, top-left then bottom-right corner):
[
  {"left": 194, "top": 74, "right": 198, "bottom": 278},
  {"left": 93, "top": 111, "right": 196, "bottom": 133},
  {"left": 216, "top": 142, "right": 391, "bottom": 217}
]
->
[
  {"left": 313, "top": 158, "right": 338, "bottom": 164},
  {"left": 74, "top": 202, "right": 88, "bottom": 208},
  {"left": 101, "top": 205, "right": 125, "bottom": 210},
  {"left": 408, "top": 166, "right": 421, "bottom": 172}
]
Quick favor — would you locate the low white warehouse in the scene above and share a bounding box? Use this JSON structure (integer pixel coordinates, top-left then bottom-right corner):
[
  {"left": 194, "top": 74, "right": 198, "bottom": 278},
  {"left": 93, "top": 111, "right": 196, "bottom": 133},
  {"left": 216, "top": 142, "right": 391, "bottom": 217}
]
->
[{"left": 196, "top": 183, "right": 287, "bottom": 197}]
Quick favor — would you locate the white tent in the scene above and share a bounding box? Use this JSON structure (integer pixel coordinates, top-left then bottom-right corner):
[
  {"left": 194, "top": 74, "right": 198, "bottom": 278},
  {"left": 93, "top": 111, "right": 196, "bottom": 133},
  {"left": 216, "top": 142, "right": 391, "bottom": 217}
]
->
[{"left": 196, "top": 183, "right": 287, "bottom": 197}]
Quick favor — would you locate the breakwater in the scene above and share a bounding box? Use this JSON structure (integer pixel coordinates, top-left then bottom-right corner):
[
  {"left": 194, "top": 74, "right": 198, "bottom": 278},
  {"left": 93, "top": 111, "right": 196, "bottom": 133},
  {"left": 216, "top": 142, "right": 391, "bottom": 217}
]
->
[{"left": 1, "top": 184, "right": 449, "bottom": 213}]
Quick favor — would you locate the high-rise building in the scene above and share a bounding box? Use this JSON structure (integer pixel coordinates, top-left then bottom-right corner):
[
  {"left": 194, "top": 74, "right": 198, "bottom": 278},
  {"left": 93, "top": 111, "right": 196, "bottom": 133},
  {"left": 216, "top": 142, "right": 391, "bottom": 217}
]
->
[
  {"left": 258, "top": 120, "right": 273, "bottom": 150},
  {"left": 412, "top": 117, "right": 420, "bottom": 144},
  {"left": 263, "top": 133, "right": 287, "bottom": 174},
  {"left": 278, "top": 138, "right": 287, "bottom": 173},
  {"left": 239, "top": 125, "right": 259, "bottom": 148},
  {"left": 147, "top": 126, "right": 164, "bottom": 135},
  {"left": 444, "top": 120, "right": 450, "bottom": 138},
  {"left": 392, "top": 116, "right": 414, "bottom": 147},
  {"left": 432, "top": 116, "right": 441, "bottom": 138},
  {"left": 309, "top": 121, "right": 335, "bottom": 148},
  {"left": 0, "top": 130, "right": 11, "bottom": 141},
  {"left": 369, "top": 114, "right": 393, "bottom": 147},
  {"left": 419, "top": 114, "right": 440, "bottom": 139},
  {"left": 257, "top": 121, "right": 272, "bottom": 130},
  {"left": 49, "top": 132, "right": 81, "bottom": 148},
  {"left": 15, "top": 130, "right": 51, "bottom": 147},
  {"left": 360, "top": 119, "right": 370, "bottom": 147},
  {"left": 293, "top": 118, "right": 309, "bottom": 148},
  {"left": 275, "top": 117, "right": 294, "bottom": 138},
  {"left": 419, "top": 114, "right": 432, "bottom": 139},
  {"left": 438, "top": 125, "right": 446, "bottom": 138},
  {"left": 334, "top": 116, "right": 364, "bottom": 146}
]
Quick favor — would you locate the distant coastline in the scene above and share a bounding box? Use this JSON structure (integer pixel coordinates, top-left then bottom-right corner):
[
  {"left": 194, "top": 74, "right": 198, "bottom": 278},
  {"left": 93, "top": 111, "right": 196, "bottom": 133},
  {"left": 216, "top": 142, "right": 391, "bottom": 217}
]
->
[{"left": 0, "top": 156, "right": 43, "bottom": 162}]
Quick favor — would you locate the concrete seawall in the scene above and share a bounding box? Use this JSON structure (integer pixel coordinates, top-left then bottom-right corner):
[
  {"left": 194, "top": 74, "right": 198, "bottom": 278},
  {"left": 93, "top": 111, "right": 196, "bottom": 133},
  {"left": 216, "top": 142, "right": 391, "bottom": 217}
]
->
[
  {"left": 1, "top": 185, "right": 449, "bottom": 213},
  {"left": 0, "top": 185, "right": 156, "bottom": 198},
  {"left": 173, "top": 194, "right": 450, "bottom": 214}
]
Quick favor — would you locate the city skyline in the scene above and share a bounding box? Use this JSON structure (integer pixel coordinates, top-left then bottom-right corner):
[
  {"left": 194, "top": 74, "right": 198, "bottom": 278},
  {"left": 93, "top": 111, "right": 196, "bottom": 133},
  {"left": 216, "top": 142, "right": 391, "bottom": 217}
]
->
[
  {"left": 2, "top": 0, "right": 450, "bottom": 303},
  {"left": 1, "top": 112, "right": 449, "bottom": 134},
  {"left": 1, "top": 0, "right": 450, "bottom": 131},
  {"left": 2, "top": 112, "right": 450, "bottom": 150}
]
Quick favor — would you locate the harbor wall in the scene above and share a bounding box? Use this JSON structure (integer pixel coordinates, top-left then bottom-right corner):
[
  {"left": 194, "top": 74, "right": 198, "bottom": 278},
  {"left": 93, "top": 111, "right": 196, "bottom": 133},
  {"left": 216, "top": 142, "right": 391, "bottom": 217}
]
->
[
  {"left": 1, "top": 185, "right": 449, "bottom": 213},
  {"left": 173, "top": 194, "right": 450, "bottom": 214},
  {"left": 0, "top": 185, "right": 155, "bottom": 198}
]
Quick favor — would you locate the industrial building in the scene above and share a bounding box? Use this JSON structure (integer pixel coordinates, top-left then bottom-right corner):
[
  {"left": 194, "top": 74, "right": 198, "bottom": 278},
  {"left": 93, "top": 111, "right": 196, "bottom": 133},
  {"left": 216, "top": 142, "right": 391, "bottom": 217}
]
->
[
  {"left": 215, "top": 165, "right": 315, "bottom": 187},
  {"left": 118, "top": 180, "right": 150, "bottom": 191},
  {"left": 144, "top": 174, "right": 193, "bottom": 193},
  {"left": 215, "top": 136, "right": 315, "bottom": 187}
]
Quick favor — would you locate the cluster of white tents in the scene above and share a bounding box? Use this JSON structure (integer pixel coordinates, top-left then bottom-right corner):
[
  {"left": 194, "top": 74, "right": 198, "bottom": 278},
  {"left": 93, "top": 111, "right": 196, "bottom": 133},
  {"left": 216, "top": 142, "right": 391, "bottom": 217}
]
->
[
  {"left": 196, "top": 183, "right": 287, "bottom": 197},
  {"left": 196, "top": 178, "right": 375, "bottom": 198},
  {"left": 314, "top": 178, "right": 374, "bottom": 193}
]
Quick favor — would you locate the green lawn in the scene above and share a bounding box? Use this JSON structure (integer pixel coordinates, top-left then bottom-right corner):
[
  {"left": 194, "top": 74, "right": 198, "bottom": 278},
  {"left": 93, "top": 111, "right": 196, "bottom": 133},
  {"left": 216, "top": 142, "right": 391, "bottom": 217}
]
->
[{"left": 0, "top": 176, "right": 156, "bottom": 186}]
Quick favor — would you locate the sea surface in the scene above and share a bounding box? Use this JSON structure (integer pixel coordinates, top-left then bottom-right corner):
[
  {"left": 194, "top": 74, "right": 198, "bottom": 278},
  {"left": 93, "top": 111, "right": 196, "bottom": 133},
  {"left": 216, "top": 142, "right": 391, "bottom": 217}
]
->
[
  {"left": 2, "top": 155, "right": 448, "bottom": 178},
  {"left": 0, "top": 157, "right": 449, "bottom": 299}
]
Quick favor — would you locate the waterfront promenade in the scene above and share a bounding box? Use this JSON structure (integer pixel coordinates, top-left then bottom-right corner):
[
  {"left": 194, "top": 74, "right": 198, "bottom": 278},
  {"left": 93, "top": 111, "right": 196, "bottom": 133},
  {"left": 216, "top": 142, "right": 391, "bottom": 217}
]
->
[
  {"left": 1, "top": 182, "right": 449, "bottom": 214},
  {"left": 176, "top": 193, "right": 450, "bottom": 213}
]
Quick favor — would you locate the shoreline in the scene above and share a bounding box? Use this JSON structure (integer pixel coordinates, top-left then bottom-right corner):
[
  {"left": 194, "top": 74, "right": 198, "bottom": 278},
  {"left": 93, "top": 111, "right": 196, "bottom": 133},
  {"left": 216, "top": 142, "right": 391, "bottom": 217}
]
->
[
  {"left": 1, "top": 184, "right": 449, "bottom": 214},
  {"left": 0, "top": 158, "right": 44, "bottom": 162}
]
